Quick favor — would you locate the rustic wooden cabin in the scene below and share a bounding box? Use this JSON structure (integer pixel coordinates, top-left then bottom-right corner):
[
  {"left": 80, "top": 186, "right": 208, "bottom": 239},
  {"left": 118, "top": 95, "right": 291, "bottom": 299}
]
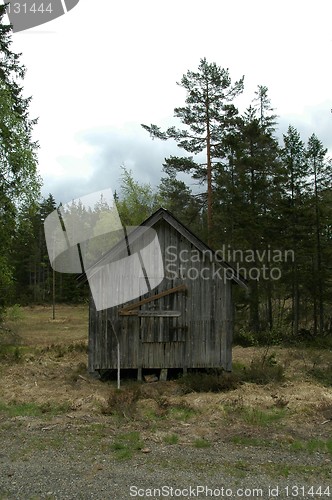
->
[{"left": 87, "top": 208, "right": 246, "bottom": 379}]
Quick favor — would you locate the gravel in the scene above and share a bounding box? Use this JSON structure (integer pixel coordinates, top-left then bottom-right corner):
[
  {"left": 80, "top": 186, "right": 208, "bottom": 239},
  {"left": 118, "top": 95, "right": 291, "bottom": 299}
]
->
[{"left": 0, "top": 420, "right": 331, "bottom": 500}]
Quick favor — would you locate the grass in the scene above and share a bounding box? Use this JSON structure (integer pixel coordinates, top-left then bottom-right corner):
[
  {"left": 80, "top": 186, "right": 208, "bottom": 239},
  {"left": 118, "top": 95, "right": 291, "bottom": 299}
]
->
[
  {"left": 1, "top": 304, "right": 332, "bottom": 464},
  {"left": 224, "top": 404, "right": 287, "bottom": 427},
  {"left": 167, "top": 405, "right": 196, "bottom": 422},
  {"left": 0, "top": 400, "right": 70, "bottom": 417},
  {"left": 193, "top": 438, "right": 211, "bottom": 448},
  {"left": 231, "top": 435, "right": 332, "bottom": 456},
  {"left": 3, "top": 304, "right": 88, "bottom": 347},
  {"left": 290, "top": 438, "right": 332, "bottom": 455},
  {"left": 231, "top": 436, "right": 270, "bottom": 447},
  {"left": 163, "top": 434, "right": 179, "bottom": 445},
  {"left": 110, "top": 431, "right": 143, "bottom": 460},
  {"left": 241, "top": 407, "right": 286, "bottom": 426}
]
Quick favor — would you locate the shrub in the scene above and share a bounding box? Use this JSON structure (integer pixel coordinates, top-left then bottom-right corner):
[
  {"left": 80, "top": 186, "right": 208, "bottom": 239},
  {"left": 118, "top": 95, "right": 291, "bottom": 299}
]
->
[
  {"left": 0, "top": 345, "right": 22, "bottom": 363},
  {"left": 308, "top": 365, "right": 332, "bottom": 387},
  {"left": 242, "top": 351, "right": 285, "bottom": 384},
  {"left": 101, "top": 383, "right": 143, "bottom": 418},
  {"left": 177, "top": 370, "right": 240, "bottom": 394},
  {"left": 234, "top": 328, "right": 257, "bottom": 347},
  {"left": 5, "top": 304, "right": 24, "bottom": 322}
]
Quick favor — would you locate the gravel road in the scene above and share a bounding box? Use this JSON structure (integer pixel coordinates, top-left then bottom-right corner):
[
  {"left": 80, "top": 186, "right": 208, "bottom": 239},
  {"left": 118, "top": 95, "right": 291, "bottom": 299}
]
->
[{"left": 0, "top": 418, "right": 330, "bottom": 500}]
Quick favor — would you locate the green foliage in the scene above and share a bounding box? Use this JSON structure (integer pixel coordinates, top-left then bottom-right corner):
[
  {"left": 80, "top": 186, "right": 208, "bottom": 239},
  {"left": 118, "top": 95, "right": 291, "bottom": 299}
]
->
[
  {"left": 290, "top": 439, "right": 332, "bottom": 455},
  {"left": 0, "top": 400, "right": 70, "bottom": 417},
  {"left": 167, "top": 405, "right": 196, "bottom": 422},
  {"left": 116, "top": 167, "right": 160, "bottom": 226},
  {"left": 0, "top": 6, "right": 41, "bottom": 314},
  {"left": 158, "top": 170, "right": 203, "bottom": 235},
  {"left": 233, "top": 328, "right": 258, "bottom": 347},
  {"left": 0, "top": 344, "right": 22, "bottom": 363},
  {"left": 5, "top": 304, "right": 24, "bottom": 321},
  {"left": 241, "top": 407, "right": 286, "bottom": 427}
]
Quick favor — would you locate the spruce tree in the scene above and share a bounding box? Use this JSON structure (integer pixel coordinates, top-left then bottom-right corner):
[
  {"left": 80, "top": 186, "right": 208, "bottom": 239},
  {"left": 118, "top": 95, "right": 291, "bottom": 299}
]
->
[
  {"left": 280, "top": 126, "right": 308, "bottom": 336},
  {"left": 305, "top": 134, "right": 331, "bottom": 335}
]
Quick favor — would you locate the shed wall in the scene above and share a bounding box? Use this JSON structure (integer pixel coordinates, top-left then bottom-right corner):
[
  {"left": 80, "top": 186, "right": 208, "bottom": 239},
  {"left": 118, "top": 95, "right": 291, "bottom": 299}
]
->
[{"left": 88, "top": 219, "right": 233, "bottom": 372}]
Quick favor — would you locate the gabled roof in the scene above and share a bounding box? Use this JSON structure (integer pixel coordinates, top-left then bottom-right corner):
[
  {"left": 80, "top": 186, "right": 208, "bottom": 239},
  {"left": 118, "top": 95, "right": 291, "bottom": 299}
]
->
[
  {"left": 141, "top": 208, "right": 247, "bottom": 288},
  {"left": 78, "top": 207, "right": 247, "bottom": 288}
]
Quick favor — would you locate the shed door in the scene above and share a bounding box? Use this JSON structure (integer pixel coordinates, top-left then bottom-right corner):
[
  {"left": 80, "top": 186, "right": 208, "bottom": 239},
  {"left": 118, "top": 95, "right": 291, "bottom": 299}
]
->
[{"left": 139, "top": 281, "right": 187, "bottom": 343}]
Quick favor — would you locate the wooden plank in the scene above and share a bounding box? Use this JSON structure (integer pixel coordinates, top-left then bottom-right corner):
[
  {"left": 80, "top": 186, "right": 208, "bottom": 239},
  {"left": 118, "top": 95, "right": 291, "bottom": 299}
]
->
[
  {"left": 119, "top": 284, "right": 187, "bottom": 313},
  {"left": 121, "top": 310, "right": 181, "bottom": 317}
]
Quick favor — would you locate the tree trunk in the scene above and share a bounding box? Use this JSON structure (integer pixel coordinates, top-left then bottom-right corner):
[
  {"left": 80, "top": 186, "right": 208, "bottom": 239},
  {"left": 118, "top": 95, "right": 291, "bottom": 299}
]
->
[{"left": 206, "top": 104, "right": 213, "bottom": 245}]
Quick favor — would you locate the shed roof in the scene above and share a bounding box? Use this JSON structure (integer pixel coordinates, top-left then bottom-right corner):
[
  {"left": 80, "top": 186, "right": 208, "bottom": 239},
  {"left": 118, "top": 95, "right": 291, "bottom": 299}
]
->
[
  {"left": 78, "top": 207, "right": 247, "bottom": 288},
  {"left": 141, "top": 207, "right": 247, "bottom": 287}
]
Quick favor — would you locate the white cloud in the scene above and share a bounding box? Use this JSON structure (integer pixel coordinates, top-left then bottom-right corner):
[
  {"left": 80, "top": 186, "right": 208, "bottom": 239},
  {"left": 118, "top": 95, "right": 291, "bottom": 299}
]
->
[{"left": 8, "top": 0, "right": 332, "bottom": 202}]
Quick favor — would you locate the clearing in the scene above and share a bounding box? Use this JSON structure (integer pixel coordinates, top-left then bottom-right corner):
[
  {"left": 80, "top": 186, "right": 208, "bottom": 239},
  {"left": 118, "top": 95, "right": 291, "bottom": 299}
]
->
[{"left": 0, "top": 305, "right": 331, "bottom": 499}]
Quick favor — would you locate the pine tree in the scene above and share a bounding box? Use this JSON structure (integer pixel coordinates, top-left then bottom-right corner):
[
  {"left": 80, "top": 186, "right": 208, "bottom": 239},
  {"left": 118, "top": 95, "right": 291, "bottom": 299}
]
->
[{"left": 142, "top": 58, "right": 244, "bottom": 243}]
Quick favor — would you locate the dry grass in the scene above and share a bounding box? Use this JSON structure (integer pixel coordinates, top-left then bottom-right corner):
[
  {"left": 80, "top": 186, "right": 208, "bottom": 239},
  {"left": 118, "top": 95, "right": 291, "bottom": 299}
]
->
[
  {"left": 0, "top": 305, "right": 332, "bottom": 447},
  {"left": 3, "top": 304, "right": 88, "bottom": 346}
]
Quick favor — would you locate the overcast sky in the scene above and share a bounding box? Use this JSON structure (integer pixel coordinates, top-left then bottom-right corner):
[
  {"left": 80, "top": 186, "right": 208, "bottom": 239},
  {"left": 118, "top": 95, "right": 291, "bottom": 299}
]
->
[{"left": 8, "top": 0, "right": 332, "bottom": 204}]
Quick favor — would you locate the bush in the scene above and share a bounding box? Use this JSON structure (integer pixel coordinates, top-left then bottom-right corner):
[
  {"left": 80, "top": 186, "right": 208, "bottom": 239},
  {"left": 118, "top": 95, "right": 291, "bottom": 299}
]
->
[
  {"left": 5, "top": 304, "right": 24, "bottom": 322},
  {"left": 308, "top": 365, "right": 332, "bottom": 387},
  {"left": 0, "top": 345, "right": 22, "bottom": 363},
  {"left": 101, "top": 383, "right": 143, "bottom": 418},
  {"left": 242, "top": 351, "right": 285, "bottom": 384},
  {"left": 234, "top": 328, "right": 257, "bottom": 347},
  {"left": 177, "top": 370, "right": 240, "bottom": 394}
]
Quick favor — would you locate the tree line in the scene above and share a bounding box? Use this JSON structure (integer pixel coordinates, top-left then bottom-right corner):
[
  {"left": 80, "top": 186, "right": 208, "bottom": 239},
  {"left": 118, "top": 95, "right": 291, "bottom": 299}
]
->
[
  {"left": 0, "top": 8, "right": 330, "bottom": 340},
  {"left": 140, "top": 59, "right": 332, "bottom": 339}
]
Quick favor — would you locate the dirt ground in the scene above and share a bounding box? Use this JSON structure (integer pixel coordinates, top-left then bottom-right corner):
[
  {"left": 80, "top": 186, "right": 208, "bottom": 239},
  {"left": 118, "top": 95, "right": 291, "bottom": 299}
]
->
[{"left": 0, "top": 305, "right": 331, "bottom": 499}]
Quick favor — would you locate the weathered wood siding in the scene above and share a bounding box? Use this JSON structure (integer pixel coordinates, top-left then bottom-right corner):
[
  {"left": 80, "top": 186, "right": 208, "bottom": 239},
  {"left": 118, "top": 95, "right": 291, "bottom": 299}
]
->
[{"left": 88, "top": 217, "right": 233, "bottom": 372}]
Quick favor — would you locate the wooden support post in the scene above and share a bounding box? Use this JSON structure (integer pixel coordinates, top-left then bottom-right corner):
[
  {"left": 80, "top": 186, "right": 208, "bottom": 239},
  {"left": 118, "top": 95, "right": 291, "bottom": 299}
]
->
[
  {"left": 160, "top": 368, "right": 168, "bottom": 381},
  {"left": 137, "top": 367, "right": 142, "bottom": 382}
]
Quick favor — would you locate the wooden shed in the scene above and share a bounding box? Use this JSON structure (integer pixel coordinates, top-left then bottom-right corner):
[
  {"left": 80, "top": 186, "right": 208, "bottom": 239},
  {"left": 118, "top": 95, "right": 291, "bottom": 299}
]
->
[{"left": 87, "top": 208, "right": 246, "bottom": 378}]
